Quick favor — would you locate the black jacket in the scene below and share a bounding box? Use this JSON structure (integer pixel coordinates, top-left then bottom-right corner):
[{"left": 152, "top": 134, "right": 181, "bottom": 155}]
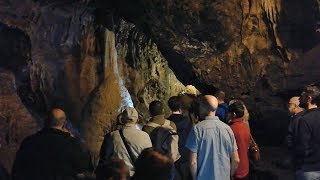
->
[
  {"left": 295, "top": 108, "right": 320, "bottom": 171},
  {"left": 287, "top": 111, "right": 305, "bottom": 150},
  {"left": 167, "top": 114, "right": 192, "bottom": 162},
  {"left": 12, "top": 128, "right": 90, "bottom": 180}
]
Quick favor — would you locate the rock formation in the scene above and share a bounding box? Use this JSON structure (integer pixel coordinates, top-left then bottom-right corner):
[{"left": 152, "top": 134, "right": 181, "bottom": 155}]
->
[{"left": 0, "top": 0, "right": 319, "bottom": 170}]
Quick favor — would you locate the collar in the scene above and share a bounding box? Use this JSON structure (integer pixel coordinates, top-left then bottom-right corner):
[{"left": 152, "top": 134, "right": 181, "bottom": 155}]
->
[
  {"left": 123, "top": 123, "right": 136, "bottom": 128},
  {"left": 204, "top": 116, "right": 220, "bottom": 121},
  {"left": 230, "top": 118, "right": 244, "bottom": 124},
  {"left": 150, "top": 115, "right": 166, "bottom": 124}
]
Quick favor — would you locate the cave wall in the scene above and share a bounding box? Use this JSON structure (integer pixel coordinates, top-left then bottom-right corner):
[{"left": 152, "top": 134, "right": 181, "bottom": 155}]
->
[
  {"left": 0, "top": 0, "right": 185, "bottom": 169},
  {"left": 108, "top": 0, "right": 320, "bottom": 144},
  {"left": 0, "top": 0, "right": 319, "bottom": 171}
]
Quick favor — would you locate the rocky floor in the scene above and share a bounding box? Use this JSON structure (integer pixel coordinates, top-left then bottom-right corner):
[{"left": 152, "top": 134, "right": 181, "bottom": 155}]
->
[{"left": 250, "top": 146, "right": 294, "bottom": 180}]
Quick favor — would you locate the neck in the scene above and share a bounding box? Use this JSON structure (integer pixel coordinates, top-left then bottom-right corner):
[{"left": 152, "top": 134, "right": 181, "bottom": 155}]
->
[
  {"left": 294, "top": 108, "right": 304, "bottom": 115},
  {"left": 207, "top": 111, "right": 216, "bottom": 117},
  {"left": 172, "top": 111, "right": 182, "bottom": 115},
  {"left": 51, "top": 126, "right": 64, "bottom": 131},
  {"left": 307, "top": 104, "right": 317, "bottom": 110},
  {"left": 126, "top": 122, "right": 136, "bottom": 126}
]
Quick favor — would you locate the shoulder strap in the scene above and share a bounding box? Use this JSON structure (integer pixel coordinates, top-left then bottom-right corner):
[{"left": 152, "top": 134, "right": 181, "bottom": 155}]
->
[{"left": 119, "top": 129, "right": 135, "bottom": 163}]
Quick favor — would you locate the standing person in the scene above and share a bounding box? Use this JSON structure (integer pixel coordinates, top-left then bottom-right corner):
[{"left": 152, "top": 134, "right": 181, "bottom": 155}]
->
[
  {"left": 286, "top": 96, "right": 305, "bottom": 155},
  {"left": 167, "top": 96, "right": 192, "bottom": 180},
  {"left": 215, "top": 90, "right": 229, "bottom": 123},
  {"left": 11, "top": 108, "right": 90, "bottom": 180},
  {"left": 185, "top": 95, "right": 240, "bottom": 180},
  {"left": 142, "top": 100, "right": 180, "bottom": 162},
  {"left": 229, "top": 99, "right": 250, "bottom": 126},
  {"left": 295, "top": 85, "right": 320, "bottom": 180},
  {"left": 228, "top": 101, "right": 251, "bottom": 180},
  {"left": 99, "top": 107, "right": 152, "bottom": 177}
]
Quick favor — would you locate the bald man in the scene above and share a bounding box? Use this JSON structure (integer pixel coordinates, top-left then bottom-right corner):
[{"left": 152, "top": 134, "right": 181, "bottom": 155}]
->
[
  {"left": 12, "top": 108, "right": 90, "bottom": 180},
  {"left": 185, "top": 95, "right": 240, "bottom": 180},
  {"left": 286, "top": 97, "right": 305, "bottom": 170}
]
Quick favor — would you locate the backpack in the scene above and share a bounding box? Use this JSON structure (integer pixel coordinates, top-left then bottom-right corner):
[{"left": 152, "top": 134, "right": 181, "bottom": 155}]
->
[{"left": 146, "top": 120, "right": 181, "bottom": 162}]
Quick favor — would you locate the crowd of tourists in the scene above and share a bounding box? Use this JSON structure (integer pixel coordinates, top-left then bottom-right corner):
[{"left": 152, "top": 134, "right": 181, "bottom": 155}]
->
[{"left": 2, "top": 84, "right": 320, "bottom": 180}]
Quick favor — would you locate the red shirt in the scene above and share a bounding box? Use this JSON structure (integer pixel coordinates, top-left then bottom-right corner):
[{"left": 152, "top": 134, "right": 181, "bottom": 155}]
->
[{"left": 229, "top": 118, "right": 251, "bottom": 178}]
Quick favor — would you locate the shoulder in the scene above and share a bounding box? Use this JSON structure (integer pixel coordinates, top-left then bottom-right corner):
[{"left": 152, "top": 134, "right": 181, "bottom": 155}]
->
[
  {"left": 301, "top": 108, "right": 320, "bottom": 121},
  {"left": 168, "top": 120, "right": 177, "bottom": 130}
]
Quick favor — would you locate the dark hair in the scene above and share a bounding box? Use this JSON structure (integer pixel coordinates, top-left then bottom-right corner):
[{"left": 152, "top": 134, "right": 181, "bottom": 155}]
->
[
  {"left": 95, "top": 158, "right": 129, "bottom": 180},
  {"left": 302, "top": 85, "right": 320, "bottom": 104},
  {"left": 228, "top": 101, "right": 245, "bottom": 118},
  {"left": 168, "top": 96, "right": 182, "bottom": 112},
  {"left": 214, "top": 90, "right": 225, "bottom": 101},
  {"left": 131, "top": 148, "right": 174, "bottom": 180},
  {"left": 149, "top": 100, "right": 164, "bottom": 116}
]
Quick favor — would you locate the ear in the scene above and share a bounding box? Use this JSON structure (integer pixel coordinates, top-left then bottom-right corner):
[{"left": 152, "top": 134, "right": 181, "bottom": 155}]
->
[
  {"left": 233, "top": 112, "right": 236, "bottom": 118},
  {"left": 307, "top": 96, "right": 312, "bottom": 103}
]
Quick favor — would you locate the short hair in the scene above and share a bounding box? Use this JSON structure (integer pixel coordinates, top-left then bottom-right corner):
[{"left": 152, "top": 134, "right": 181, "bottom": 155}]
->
[
  {"left": 132, "top": 148, "right": 174, "bottom": 180},
  {"left": 149, "top": 100, "right": 164, "bottom": 116},
  {"left": 228, "top": 101, "right": 245, "bottom": 118},
  {"left": 96, "top": 158, "right": 129, "bottom": 180},
  {"left": 302, "top": 85, "right": 320, "bottom": 104},
  {"left": 168, "top": 96, "right": 182, "bottom": 112},
  {"left": 214, "top": 90, "right": 225, "bottom": 101}
]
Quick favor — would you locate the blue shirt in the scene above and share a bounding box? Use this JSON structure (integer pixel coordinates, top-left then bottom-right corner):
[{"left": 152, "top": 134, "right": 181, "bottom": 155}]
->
[
  {"left": 216, "top": 103, "right": 229, "bottom": 123},
  {"left": 185, "top": 116, "right": 237, "bottom": 180}
]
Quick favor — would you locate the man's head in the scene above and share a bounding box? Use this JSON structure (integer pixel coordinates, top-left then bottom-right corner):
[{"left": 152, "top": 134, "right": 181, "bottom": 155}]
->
[
  {"left": 48, "top": 108, "right": 66, "bottom": 128},
  {"left": 198, "top": 95, "right": 218, "bottom": 119},
  {"left": 149, "top": 100, "right": 164, "bottom": 116},
  {"left": 288, "top": 96, "right": 304, "bottom": 115},
  {"left": 121, "top": 107, "right": 139, "bottom": 124},
  {"left": 228, "top": 101, "right": 245, "bottom": 119},
  {"left": 214, "top": 90, "right": 226, "bottom": 104},
  {"left": 168, "top": 96, "right": 182, "bottom": 112},
  {"left": 299, "top": 85, "right": 320, "bottom": 109},
  {"left": 132, "top": 148, "right": 174, "bottom": 180}
]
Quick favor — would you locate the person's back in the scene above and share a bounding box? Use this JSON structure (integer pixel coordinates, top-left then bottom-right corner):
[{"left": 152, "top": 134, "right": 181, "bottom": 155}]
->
[
  {"left": 185, "top": 95, "right": 239, "bottom": 180},
  {"left": 12, "top": 108, "right": 90, "bottom": 180},
  {"left": 99, "top": 107, "right": 152, "bottom": 177},
  {"left": 167, "top": 96, "right": 192, "bottom": 160},
  {"left": 294, "top": 85, "right": 320, "bottom": 179},
  {"left": 188, "top": 118, "right": 237, "bottom": 179},
  {"left": 215, "top": 90, "right": 229, "bottom": 123},
  {"left": 296, "top": 108, "right": 320, "bottom": 170},
  {"left": 142, "top": 100, "right": 180, "bottom": 163},
  {"left": 228, "top": 101, "right": 251, "bottom": 179},
  {"left": 167, "top": 114, "right": 191, "bottom": 159}
]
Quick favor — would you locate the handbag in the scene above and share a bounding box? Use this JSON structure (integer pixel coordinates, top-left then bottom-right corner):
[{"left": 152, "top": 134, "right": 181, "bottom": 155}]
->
[{"left": 249, "top": 134, "right": 260, "bottom": 161}]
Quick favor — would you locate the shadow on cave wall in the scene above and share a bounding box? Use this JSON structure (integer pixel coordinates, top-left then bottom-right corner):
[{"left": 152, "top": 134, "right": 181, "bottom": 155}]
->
[{"left": 0, "top": 23, "right": 46, "bottom": 118}]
